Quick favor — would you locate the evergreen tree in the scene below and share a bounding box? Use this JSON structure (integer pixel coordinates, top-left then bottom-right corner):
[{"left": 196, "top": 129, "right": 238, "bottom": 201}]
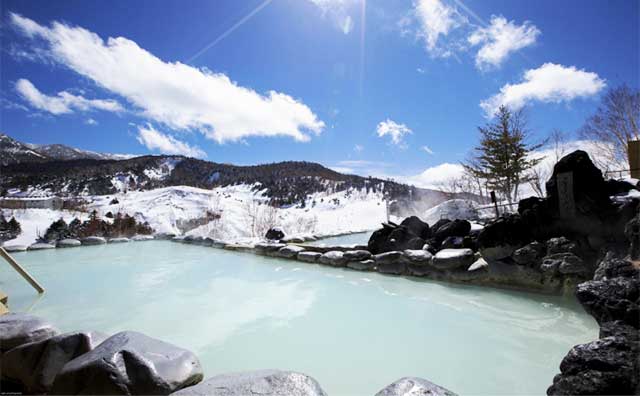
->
[{"left": 463, "top": 106, "right": 542, "bottom": 203}]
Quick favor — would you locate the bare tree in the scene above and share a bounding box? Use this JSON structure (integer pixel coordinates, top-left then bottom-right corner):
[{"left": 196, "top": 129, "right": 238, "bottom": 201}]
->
[
  {"left": 527, "top": 129, "right": 566, "bottom": 197},
  {"left": 579, "top": 84, "right": 640, "bottom": 167}
]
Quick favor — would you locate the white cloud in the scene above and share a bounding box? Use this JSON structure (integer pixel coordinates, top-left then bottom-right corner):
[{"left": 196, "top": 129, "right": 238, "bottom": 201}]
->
[
  {"left": 85, "top": 118, "right": 98, "bottom": 125},
  {"left": 480, "top": 63, "right": 606, "bottom": 117},
  {"left": 376, "top": 119, "right": 412, "bottom": 147},
  {"left": 403, "top": 162, "right": 465, "bottom": 189},
  {"left": 11, "top": 13, "right": 324, "bottom": 143},
  {"left": 414, "top": 0, "right": 466, "bottom": 57},
  {"left": 421, "top": 145, "right": 434, "bottom": 154},
  {"left": 468, "top": 16, "right": 539, "bottom": 70},
  {"left": 354, "top": 144, "right": 364, "bottom": 152},
  {"left": 136, "top": 125, "right": 206, "bottom": 158},
  {"left": 308, "top": 0, "right": 356, "bottom": 34},
  {"left": 15, "top": 78, "right": 123, "bottom": 115}
]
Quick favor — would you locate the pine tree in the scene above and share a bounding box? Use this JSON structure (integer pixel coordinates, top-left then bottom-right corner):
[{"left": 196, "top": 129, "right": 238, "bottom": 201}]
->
[{"left": 463, "top": 106, "right": 542, "bottom": 203}]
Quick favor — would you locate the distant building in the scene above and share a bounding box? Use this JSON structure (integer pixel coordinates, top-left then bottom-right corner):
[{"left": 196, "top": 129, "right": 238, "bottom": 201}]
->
[{"left": 0, "top": 197, "right": 64, "bottom": 210}]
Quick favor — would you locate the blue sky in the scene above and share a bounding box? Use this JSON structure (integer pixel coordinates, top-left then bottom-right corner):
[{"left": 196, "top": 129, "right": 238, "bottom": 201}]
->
[{"left": 1, "top": 0, "right": 638, "bottom": 185}]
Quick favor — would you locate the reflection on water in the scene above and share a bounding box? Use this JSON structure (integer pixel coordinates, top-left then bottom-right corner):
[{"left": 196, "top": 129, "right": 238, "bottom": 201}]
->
[{"left": 0, "top": 241, "right": 597, "bottom": 396}]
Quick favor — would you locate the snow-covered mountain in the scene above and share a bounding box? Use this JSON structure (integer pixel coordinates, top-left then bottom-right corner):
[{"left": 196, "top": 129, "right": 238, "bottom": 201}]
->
[{"left": 0, "top": 133, "right": 131, "bottom": 165}]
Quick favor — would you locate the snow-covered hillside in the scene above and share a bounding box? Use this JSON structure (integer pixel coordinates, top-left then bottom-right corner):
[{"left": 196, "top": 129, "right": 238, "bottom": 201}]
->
[{"left": 2, "top": 184, "right": 388, "bottom": 246}]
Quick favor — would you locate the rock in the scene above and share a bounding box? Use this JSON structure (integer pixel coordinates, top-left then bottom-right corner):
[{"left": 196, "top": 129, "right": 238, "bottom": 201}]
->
[
  {"left": 468, "top": 257, "right": 489, "bottom": 272},
  {"left": 540, "top": 253, "right": 585, "bottom": 276},
  {"left": 81, "top": 236, "right": 106, "bottom": 245},
  {"left": 434, "top": 219, "right": 471, "bottom": 241},
  {"left": 108, "top": 237, "right": 130, "bottom": 243},
  {"left": 0, "top": 313, "right": 59, "bottom": 353},
  {"left": 318, "top": 251, "right": 347, "bottom": 267},
  {"left": 347, "top": 259, "right": 376, "bottom": 271},
  {"left": 440, "top": 236, "right": 464, "bottom": 250},
  {"left": 265, "top": 227, "right": 285, "bottom": 241},
  {"left": 547, "top": 336, "right": 639, "bottom": 395},
  {"left": 374, "top": 251, "right": 404, "bottom": 265},
  {"left": 28, "top": 242, "right": 56, "bottom": 250},
  {"left": 512, "top": 241, "right": 546, "bottom": 265},
  {"left": 399, "top": 216, "right": 430, "bottom": 239},
  {"left": 297, "top": 251, "right": 322, "bottom": 263},
  {"left": 254, "top": 242, "right": 286, "bottom": 255},
  {"left": 547, "top": 237, "right": 578, "bottom": 255},
  {"left": 132, "top": 235, "right": 154, "bottom": 241},
  {"left": 1, "top": 331, "right": 108, "bottom": 393},
  {"left": 432, "top": 249, "right": 475, "bottom": 270},
  {"left": 431, "top": 219, "right": 451, "bottom": 235},
  {"left": 223, "top": 243, "right": 253, "bottom": 252},
  {"left": 3, "top": 244, "right": 27, "bottom": 252},
  {"left": 281, "top": 237, "right": 305, "bottom": 244},
  {"left": 403, "top": 249, "right": 432, "bottom": 265},
  {"left": 171, "top": 370, "right": 327, "bottom": 396},
  {"left": 593, "top": 253, "right": 639, "bottom": 281},
  {"left": 599, "top": 320, "right": 639, "bottom": 341},
  {"left": 368, "top": 227, "right": 393, "bottom": 255},
  {"left": 375, "top": 377, "right": 457, "bottom": 396},
  {"left": 155, "top": 232, "right": 176, "bottom": 240},
  {"left": 368, "top": 221, "right": 426, "bottom": 254},
  {"left": 277, "top": 245, "right": 305, "bottom": 259},
  {"left": 50, "top": 331, "right": 203, "bottom": 395},
  {"left": 56, "top": 238, "right": 81, "bottom": 248},
  {"left": 477, "top": 214, "right": 530, "bottom": 260},
  {"left": 576, "top": 277, "right": 640, "bottom": 328},
  {"left": 343, "top": 250, "right": 372, "bottom": 261}
]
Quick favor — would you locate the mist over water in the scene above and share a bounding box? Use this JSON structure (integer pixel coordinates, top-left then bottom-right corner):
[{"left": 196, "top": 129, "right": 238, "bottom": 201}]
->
[{"left": 1, "top": 240, "right": 597, "bottom": 395}]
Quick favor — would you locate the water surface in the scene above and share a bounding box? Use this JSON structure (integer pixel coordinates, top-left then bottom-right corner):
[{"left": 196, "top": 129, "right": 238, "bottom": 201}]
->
[{"left": 1, "top": 240, "right": 597, "bottom": 395}]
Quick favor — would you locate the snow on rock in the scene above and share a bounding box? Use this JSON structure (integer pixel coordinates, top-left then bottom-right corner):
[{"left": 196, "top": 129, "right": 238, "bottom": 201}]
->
[{"left": 423, "top": 199, "right": 479, "bottom": 226}]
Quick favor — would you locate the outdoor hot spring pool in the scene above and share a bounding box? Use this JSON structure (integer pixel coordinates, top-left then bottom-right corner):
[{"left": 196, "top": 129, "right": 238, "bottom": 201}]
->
[{"left": 1, "top": 239, "right": 598, "bottom": 395}]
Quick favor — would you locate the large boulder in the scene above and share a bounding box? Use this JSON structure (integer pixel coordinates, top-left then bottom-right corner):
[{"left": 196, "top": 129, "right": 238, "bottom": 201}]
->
[
  {"left": 432, "top": 249, "right": 475, "bottom": 270},
  {"left": 172, "top": 370, "right": 327, "bottom": 396},
  {"left": 265, "top": 227, "right": 285, "bottom": 241},
  {"left": 28, "top": 242, "right": 55, "bottom": 250},
  {"left": 433, "top": 219, "right": 471, "bottom": 242},
  {"left": 254, "top": 242, "right": 286, "bottom": 255},
  {"left": 575, "top": 277, "right": 640, "bottom": 328},
  {"left": 512, "top": 241, "right": 546, "bottom": 266},
  {"left": 375, "top": 377, "right": 457, "bottom": 396},
  {"left": 297, "top": 251, "right": 322, "bottom": 263},
  {"left": 477, "top": 214, "right": 530, "bottom": 261},
  {"left": 0, "top": 313, "right": 58, "bottom": 353},
  {"left": 403, "top": 249, "right": 433, "bottom": 265},
  {"left": 368, "top": 219, "right": 428, "bottom": 254},
  {"left": 81, "top": 236, "right": 106, "bottom": 245},
  {"left": 399, "top": 216, "right": 430, "bottom": 239},
  {"left": 1, "top": 331, "right": 108, "bottom": 393},
  {"left": 276, "top": 245, "right": 305, "bottom": 259},
  {"left": 50, "top": 331, "right": 203, "bottom": 395},
  {"left": 593, "top": 253, "right": 639, "bottom": 281},
  {"left": 343, "top": 250, "right": 372, "bottom": 261},
  {"left": 56, "top": 238, "right": 81, "bottom": 248},
  {"left": 318, "top": 251, "right": 347, "bottom": 267}
]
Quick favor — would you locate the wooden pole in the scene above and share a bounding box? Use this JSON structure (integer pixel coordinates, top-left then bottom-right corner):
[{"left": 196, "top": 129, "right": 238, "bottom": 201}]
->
[{"left": 0, "top": 247, "right": 44, "bottom": 294}]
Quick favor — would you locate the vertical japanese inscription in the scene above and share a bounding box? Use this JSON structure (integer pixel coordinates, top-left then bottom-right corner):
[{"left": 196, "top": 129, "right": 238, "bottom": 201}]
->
[{"left": 557, "top": 171, "right": 575, "bottom": 219}]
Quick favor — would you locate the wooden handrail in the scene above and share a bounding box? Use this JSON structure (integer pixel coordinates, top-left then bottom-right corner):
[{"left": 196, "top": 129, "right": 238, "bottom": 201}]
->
[{"left": 0, "top": 247, "right": 44, "bottom": 294}]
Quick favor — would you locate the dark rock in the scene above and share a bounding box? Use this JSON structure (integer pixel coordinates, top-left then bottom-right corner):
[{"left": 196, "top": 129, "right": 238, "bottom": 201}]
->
[
  {"left": 254, "top": 242, "right": 286, "bottom": 255},
  {"left": 540, "top": 253, "right": 586, "bottom": 276},
  {"left": 576, "top": 277, "right": 640, "bottom": 328},
  {"left": 297, "top": 251, "right": 322, "bottom": 263},
  {"left": 606, "top": 179, "right": 636, "bottom": 196},
  {"left": 400, "top": 216, "right": 430, "bottom": 239},
  {"left": 599, "top": 320, "right": 639, "bottom": 341},
  {"left": 434, "top": 219, "right": 471, "bottom": 241},
  {"left": 432, "top": 249, "right": 475, "bottom": 270},
  {"left": 441, "top": 236, "right": 464, "bottom": 249},
  {"left": 318, "top": 251, "right": 347, "bottom": 267},
  {"left": 368, "top": 227, "right": 393, "bottom": 255},
  {"left": 276, "top": 245, "right": 305, "bottom": 259},
  {"left": 1, "top": 331, "right": 108, "bottom": 393},
  {"left": 593, "top": 253, "right": 639, "bottom": 281},
  {"left": 374, "top": 251, "right": 407, "bottom": 275},
  {"left": 547, "top": 336, "right": 639, "bottom": 395},
  {"left": 374, "top": 251, "right": 404, "bottom": 265},
  {"left": 375, "top": 377, "right": 457, "bottom": 396},
  {"left": 403, "top": 249, "right": 433, "bottom": 265},
  {"left": 513, "top": 241, "right": 546, "bottom": 266},
  {"left": 477, "top": 214, "right": 530, "bottom": 260},
  {"left": 0, "top": 313, "right": 58, "bottom": 353},
  {"left": 171, "top": 370, "right": 327, "bottom": 396},
  {"left": 431, "top": 219, "right": 451, "bottom": 235},
  {"left": 265, "top": 227, "right": 285, "bottom": 241},
  {"left": 50, "top": 331, "right": 203, "bottom": 395},
  {"left": 343, "top": 250, "right": 372, "bottom": 261},
  {"left": 547, "top": 237, "right": 578, "bottom": 255}
]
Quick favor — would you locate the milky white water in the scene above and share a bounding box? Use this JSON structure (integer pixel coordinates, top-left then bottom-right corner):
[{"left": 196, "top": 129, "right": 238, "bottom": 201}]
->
[{"left": 1, "top": 240, "right": 597, "bottom": 395}]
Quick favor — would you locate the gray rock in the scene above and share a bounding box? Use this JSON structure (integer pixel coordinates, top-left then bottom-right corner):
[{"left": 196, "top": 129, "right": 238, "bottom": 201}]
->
[
  {"left": 541, "top": 253, "right": 586, "bottom": 276},
  {"left": 318, "top": 251, "right": 347, "bottom": 267},
  {"left": 223, "top": 243, "right": 253, "bottom": 252},
  {"left": 155, "top": 232, "right": 177, "bottom": 240},
  {"left": 468, "top": 257, "right": 489, "bottom": 272},
  {"left": 512, "top": 241, "right": 545, "bottom": 265},
  {"left": 375, "top": 377, "right": 457, "bottom": 396},
  {"left": 374, "top": 251, "right": 407, "bottom": 274},
  {"left": 480, "top": 244, "right": 517, "bottom": 261},
  {"left": 172, "top": 370, "right": 327, "bottom": 396},
  {"left": 347, "top": 259, "right": 375, "bottom": 271},
  {"left": 432, "top": 249, "right": 475, "bottom": 270},
  {"left": 576, "top": 277, "right": 639, "bottom": 328},
  {"left": 373, "top": 251, "right": 405, "bottom": 265},
  {"left": 0, "top": 313, "right": 59, "bottom": 353},
  {"left": 277, "top": 245, "right": 305, "bottom": 259},
  {"left": 1, "top": 331, "right": 108, "bottom": 393},
  {"left": 132, "top": 235, "right": 154, "bottom": 241},
  {"left": 3, "top": 244, "right": 27, "bottom": 252},
  {"left": 297, "top": 251, "right": 322, "bottom": 263},
  {"left": 108, "top": 237, "right": 130, "bottom": 243},
  {"left": 50, "top": 331, "right": 203, "bottom": 395},
  {"left": 343, "top": 250, "right": 372, "bottom": 261},
  {"left": 28, "top": 242, "right": 56, "bottom": 250},
  {"left": 56, "top": 238, "right": 81, "bottom": 248},
  {"left": 81, "top": 236, "right": 106, "bottom": 245},
  {"left": 254, "top": 242, "right": 286, "bottom": 255},
  {"left": 547, "top": 237, "right": 578, "bottom": 255},
  {"left": 281, "top": 237, "right": 305, "bottom": 244},
  {"left": 403, "top": 249, "right": 433, "bottom": 265},
  {"left": 593, "top": 253, "right": 639, "bottom": 281}
]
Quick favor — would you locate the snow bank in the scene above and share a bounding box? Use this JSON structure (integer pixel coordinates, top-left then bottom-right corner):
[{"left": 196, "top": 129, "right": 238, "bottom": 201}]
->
[{"left": 1, "top": 208, "right": 88, "bottom": 246}]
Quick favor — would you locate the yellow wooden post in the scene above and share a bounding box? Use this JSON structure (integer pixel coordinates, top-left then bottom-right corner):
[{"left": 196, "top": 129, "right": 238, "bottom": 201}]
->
[
  {"left": 0, "top": 247, "right": 44, "bottom": 294},
  {"left": 628, "top": 140, "right": 640, "bottom": 179}
]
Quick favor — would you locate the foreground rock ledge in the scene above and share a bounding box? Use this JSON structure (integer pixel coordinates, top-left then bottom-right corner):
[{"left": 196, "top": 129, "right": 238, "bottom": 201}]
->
[{"left": 0, "top": 313, "right": 59, "bottom": 353}]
